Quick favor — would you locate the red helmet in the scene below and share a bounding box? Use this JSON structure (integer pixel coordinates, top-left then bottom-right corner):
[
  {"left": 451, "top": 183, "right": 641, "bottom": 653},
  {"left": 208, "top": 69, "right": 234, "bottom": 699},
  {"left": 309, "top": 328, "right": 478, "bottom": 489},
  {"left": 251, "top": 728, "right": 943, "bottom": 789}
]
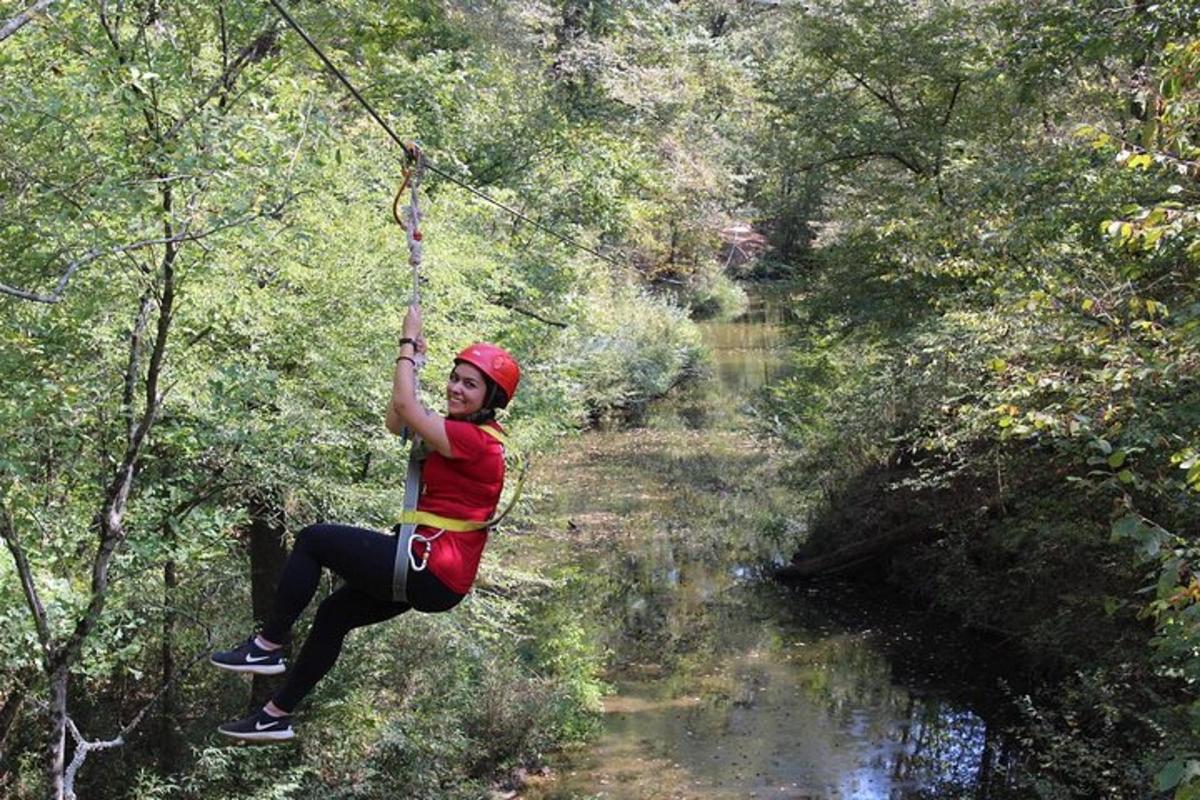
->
[{"left": 454, "top": 342, "right": 520, "bottom": 407}]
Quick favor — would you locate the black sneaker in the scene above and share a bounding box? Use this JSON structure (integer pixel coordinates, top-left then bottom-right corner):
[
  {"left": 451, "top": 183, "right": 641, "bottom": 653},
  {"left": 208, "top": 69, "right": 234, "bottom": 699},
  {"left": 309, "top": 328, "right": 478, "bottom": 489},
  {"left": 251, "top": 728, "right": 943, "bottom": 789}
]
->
[
  {"left": 217, "top": 708, "right": 295, "bottom": 743},
  {"left": 210, "top": 636, "right": 286, "bottom": 675}
]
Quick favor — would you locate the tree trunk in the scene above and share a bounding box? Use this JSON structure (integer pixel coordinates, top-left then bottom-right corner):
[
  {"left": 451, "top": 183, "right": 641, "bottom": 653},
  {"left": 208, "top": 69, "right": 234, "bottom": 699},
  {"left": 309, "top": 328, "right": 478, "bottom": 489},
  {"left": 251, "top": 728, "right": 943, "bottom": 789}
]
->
[
  {"left": 977, "top": 724, "right": 996, "bottom": 798},
  {"left": 47, "top": 665, "right": 68, "bottom": 800},
  {"left": 158, "top": 530, "right": 179, "bottom": 773},
  {"left": 248, "top": 496, "right": 288, "bottom": 707}
]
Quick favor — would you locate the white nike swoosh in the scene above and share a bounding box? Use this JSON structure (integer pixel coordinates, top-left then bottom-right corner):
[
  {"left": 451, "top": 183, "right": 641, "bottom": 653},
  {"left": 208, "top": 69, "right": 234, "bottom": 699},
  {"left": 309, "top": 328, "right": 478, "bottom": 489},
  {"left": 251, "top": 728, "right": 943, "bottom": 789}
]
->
[
  {"left": 245, "top": 654, "right": 271, "bottom": 663},
  {"left": 255, "top": 720, "right": 278, "bottom": 731}
]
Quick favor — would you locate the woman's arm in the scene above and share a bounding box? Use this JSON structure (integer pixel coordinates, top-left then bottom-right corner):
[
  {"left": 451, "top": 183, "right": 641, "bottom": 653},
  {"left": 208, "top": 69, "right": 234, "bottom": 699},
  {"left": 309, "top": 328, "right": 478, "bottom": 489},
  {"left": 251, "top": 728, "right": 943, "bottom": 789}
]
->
[{"left": 385, "top": 304, "right": 454, "bottom": 457}]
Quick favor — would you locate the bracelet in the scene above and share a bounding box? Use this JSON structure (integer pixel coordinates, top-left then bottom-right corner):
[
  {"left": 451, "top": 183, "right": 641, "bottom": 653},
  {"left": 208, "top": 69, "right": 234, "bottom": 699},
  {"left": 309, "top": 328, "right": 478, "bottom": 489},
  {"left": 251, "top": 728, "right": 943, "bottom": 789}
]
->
[
  {"left": 397, "top": 337, "right": 417, "bottom": 349},
  {"left": 395, "top": 355, "right": 416, "bottom": 366}
]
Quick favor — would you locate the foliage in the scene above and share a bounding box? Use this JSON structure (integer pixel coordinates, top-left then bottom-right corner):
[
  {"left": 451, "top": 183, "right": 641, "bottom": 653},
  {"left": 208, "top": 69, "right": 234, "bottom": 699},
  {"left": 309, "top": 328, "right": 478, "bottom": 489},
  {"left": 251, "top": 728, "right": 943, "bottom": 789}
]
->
[
  {"left": 749, "top": 0, "right": 1200, "bottom": 795},
  {"left": 8, "top": 0, "right": 1200, "bottom": 796},
  {"left": 0, "top": 1, "right": 736, "bottom": 797}
]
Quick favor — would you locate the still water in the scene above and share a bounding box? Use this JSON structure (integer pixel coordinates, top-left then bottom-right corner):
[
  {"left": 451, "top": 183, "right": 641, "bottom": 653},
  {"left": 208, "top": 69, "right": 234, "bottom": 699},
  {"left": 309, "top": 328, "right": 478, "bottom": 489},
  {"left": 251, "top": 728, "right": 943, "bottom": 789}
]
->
[{"left": 523, "top": 294, "right": 1015, "bottom": 799}]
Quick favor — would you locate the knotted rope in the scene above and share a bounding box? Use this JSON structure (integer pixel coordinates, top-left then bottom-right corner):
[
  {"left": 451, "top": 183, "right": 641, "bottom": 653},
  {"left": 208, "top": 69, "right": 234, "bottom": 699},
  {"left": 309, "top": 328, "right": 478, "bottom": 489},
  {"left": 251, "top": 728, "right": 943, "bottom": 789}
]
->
[
  {"left": 393, "top": 142, "right": 425, "bottom": 304},
  {"left": 393, "top": 144, "right": 426, "bottom": 446}
]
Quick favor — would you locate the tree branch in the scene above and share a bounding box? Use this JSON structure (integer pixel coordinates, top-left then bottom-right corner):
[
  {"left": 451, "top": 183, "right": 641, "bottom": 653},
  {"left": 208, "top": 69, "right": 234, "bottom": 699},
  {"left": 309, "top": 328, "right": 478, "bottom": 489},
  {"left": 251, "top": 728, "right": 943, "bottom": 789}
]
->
[
  {"left": 821, "top": 50, "right": 910, "bottom": 128},
  {"left": 941, "top": 78, "right": 963, "bottom": 128},
  {"left": 0, "top": 501, "right": 54, "bottom": 669},
  {"left": 488, "top": 295, "right": 569, "bottom": 328},
  {"left": 0, "top": 195, "right": 296, "bottom": 304},
  {"left": 53, "top": 182, "right": 184, "bottom": 672},
  {"left": 797, "top": 149, "right": 926, "bottom": 176},
  {"left": 123, "top": 291, "right": 154, "bottom": 447},
  {"left": 61, "top": 638, "right": 214, "bottom": 799},
  {"left": 96, "top": 0, "right": 121, "bottom": 54},
  {"left": 0, "top": 0, "right": 56, "bottom": 45},
  {"left": 162, "top": 25, "right": 279, "bottom": 141}
]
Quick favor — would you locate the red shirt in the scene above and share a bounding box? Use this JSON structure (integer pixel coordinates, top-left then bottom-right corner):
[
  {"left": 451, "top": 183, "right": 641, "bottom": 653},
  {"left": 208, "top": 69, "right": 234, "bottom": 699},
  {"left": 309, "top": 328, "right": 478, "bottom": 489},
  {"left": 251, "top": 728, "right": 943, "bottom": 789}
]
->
[{"left": 413, "top": 420, "right": 506, "bottom": 594}]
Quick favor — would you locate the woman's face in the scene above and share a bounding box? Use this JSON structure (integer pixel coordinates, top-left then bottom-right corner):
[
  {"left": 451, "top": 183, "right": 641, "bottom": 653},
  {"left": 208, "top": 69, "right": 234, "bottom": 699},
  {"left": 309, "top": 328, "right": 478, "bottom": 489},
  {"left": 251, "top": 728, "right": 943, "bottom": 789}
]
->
[{"left": 446, "top": 362, "right": 488, "bottom": 418}]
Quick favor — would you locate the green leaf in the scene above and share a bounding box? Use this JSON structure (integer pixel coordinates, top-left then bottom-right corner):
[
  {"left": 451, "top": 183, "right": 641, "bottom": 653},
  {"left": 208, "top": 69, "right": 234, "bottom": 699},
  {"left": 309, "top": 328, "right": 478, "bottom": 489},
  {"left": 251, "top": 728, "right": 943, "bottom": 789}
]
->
[
  {"left": 1160, "top": 760, "right": 1188, "bottom": 791},
  {"left": 1158, "top": 559, "right": 1182, "bottom": 597},
  {"left": 1158, "top": 759, "right": 1200, "bottom": 794},
  {"left": 1111, "top": 515, "right": 1143, "bottom": 541},
  {"left": 1108, "top": 450, "right": 1127, "bottom": 468}
]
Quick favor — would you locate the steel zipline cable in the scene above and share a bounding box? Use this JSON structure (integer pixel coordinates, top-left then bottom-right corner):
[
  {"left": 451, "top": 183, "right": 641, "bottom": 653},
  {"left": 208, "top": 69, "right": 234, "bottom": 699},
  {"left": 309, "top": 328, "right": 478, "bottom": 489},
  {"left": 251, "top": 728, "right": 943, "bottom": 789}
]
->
[{"left": 264, "top": 0, "right": 622, "bottom": 268}]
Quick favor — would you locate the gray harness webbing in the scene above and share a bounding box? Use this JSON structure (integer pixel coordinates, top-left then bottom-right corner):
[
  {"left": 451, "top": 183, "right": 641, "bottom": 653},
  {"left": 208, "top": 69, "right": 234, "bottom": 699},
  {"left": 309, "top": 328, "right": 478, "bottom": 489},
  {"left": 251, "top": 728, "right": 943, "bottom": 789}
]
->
[{"left": 392, "top": 443, "right": 424, "bottom": 602}]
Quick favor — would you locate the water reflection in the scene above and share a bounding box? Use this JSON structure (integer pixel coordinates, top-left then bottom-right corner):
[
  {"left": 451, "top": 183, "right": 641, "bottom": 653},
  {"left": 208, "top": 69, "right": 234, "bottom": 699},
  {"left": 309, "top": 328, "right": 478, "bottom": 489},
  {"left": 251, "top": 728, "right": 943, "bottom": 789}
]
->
[
  {"left": 537, "top": 553, "right": 1010, "bottom": 799},
  {"left": 522, "top": 289, "right": 1016, "bottom": 799},
  {"left": 705, "top": 293, "right": 790, "bottom": 397}
]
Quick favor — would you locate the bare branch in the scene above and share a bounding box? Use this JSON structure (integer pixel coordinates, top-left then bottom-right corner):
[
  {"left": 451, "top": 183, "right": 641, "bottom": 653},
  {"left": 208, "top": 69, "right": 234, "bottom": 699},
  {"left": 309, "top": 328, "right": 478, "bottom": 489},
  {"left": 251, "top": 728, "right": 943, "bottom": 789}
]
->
[
  {"left": 123, "top": 291, "right": 154, "bottom": 445},
  {"left": 61, "top": 638, "right": 215, "bottom": 799},
  {"left": 0, "top": 196, "right": 297, "bottom": 304},
  {"left": 97, "top": 0, "right": 120, "bottom": 54},
  {"left": 0, "top": 0, "right": 56, "bottom": 45},
  {"left": 286, "top": 94, "right": 314, "bottom": 180},
  {"left": 796, "top": 148, "right": 926, "bottom": 176},
  {"left": 820, "top": 50, "right": 910, "bottom": 128},
  {"left": 941, "top": 78, "right": 963, "bottom": 128},
  {"left": 55, "top": 186, "right": 185, "bottom": 670}
]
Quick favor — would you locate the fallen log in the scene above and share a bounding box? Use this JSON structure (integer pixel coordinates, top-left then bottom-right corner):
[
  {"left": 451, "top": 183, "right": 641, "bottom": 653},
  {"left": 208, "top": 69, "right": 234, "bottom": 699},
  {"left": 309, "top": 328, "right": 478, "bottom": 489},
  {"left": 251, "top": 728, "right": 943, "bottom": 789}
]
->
[{"left": 774, "top": 518, "right": 950, "bottom": 581}]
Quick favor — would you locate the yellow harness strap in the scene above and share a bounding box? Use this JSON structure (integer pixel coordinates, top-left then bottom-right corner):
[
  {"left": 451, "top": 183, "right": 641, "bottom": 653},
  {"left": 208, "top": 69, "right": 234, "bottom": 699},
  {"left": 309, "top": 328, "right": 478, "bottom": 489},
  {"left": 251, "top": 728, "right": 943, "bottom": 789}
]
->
[
  {"left": 397, "top": 425, "right": 512, "bottom": 533},
  {"left": 476, "top": 425, "right": 508, "bottom": 446},
  {"left": 396, "top": 510, "right": 488, "bottom": 532}
]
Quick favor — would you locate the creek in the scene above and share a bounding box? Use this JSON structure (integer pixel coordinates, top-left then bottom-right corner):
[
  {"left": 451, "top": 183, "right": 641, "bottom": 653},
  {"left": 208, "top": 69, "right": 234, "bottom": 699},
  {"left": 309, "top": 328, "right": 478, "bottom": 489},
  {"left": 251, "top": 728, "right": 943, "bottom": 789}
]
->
[{"left": 520, "top": 293, "right": 1020, "bottom": 800}]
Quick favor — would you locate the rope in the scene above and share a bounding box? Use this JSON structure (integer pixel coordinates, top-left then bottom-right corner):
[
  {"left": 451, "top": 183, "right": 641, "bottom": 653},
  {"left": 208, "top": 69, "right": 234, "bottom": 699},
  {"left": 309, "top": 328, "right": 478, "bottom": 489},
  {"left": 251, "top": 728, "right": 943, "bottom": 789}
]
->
[
  {"left": 388, "top": 146, "right": 426, "bottom": 445},
  {"left": 392, "top": 145, "right": 425, "bottom": 304},
  {"left": 408, "top": 172, "right": 420, "bottom": 306},
  {"left": 264, "top": 0, "right": 622, "bottom": 268},
  {"left": 403, "top": 156, "right": 425, "bottom": 437}
]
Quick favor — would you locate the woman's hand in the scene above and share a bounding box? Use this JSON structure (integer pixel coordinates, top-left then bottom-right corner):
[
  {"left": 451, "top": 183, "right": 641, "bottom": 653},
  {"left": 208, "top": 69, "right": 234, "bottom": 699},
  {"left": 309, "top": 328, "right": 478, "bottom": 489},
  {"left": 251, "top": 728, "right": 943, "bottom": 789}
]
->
[
  {"left": 414, "top": 336, "right": 428, "bottom": 356},
  {"left": 402, "top": 304, "right": 422, "bottom": 340}
]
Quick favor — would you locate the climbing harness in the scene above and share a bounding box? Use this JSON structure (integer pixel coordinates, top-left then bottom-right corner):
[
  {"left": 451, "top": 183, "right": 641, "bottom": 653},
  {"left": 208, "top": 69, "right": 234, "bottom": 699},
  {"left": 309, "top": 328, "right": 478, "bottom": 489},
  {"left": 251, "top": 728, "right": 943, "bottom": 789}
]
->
[
  {"left": 391, "top": 425, "right": 529, "bottom": 603},
  {"left": 384, "top": 146, "right": 529, "bottom": 602}
]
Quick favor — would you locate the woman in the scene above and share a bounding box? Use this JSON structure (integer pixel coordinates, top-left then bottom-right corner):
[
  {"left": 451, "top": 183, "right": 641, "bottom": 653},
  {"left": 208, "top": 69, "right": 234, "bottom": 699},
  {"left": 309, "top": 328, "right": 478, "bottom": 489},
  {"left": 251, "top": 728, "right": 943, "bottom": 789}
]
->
[{"left": 211, "top": 304, "right": 519, "bottom": 742}]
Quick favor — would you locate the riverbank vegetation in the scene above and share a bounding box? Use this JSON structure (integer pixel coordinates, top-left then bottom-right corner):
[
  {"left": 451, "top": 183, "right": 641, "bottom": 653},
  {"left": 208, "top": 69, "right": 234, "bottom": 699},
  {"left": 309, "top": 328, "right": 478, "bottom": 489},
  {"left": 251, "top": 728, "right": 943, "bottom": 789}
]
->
[
  {"left": 3, "top": 0, "right": 1199, "bottom": 798},
  {"left": 756, "top": 3, "right": 1200, "bottom": 797}
]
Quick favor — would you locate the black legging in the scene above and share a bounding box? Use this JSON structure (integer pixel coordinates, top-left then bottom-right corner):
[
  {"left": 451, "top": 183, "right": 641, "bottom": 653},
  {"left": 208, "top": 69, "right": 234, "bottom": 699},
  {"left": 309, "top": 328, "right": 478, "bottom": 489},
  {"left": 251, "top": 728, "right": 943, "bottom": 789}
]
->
[{"left": 260, "top": 523, "right": 463, "bottom": 712}]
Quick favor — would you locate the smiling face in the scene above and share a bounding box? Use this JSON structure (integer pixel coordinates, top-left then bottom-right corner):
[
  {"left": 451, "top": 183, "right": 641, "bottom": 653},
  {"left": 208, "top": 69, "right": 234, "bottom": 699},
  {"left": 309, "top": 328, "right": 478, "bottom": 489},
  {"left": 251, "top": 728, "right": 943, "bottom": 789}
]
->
[{"left": 446, "top": 362, "right": 489, "bottom": 419}]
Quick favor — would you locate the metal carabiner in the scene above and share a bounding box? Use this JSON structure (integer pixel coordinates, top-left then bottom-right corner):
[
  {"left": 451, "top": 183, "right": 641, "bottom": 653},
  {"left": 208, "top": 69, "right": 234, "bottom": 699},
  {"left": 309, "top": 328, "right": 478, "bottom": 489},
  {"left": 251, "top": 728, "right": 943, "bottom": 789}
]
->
[{"left": 392, "top": 141, "right": 424, "bottom": 232}]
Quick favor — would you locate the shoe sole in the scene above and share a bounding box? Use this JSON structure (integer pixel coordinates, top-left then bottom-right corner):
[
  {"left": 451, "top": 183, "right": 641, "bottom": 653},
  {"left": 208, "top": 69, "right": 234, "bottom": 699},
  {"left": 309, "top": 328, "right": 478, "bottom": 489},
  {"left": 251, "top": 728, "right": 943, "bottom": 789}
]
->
[
  {"left": 217, "top": 727, "right": 295, "bottom": 743},
  {"left": 209, "top": 656, "right": 286, "bottom": 675}
]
